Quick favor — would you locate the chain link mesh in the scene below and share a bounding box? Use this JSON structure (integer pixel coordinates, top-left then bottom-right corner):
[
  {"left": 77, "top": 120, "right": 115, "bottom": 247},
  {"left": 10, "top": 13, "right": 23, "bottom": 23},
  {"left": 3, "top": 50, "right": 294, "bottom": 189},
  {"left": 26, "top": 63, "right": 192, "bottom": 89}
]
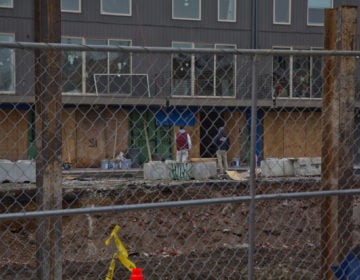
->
[{"left": 0, "top": 42, "right": 359, "bottom": 279}]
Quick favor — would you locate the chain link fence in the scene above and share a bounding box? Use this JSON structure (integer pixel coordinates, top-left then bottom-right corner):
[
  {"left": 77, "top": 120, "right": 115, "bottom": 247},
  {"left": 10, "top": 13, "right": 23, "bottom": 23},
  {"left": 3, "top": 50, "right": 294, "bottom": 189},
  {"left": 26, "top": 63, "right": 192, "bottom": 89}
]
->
[{"left": 0, "top": 42, "right": 360, "bottom": 279}]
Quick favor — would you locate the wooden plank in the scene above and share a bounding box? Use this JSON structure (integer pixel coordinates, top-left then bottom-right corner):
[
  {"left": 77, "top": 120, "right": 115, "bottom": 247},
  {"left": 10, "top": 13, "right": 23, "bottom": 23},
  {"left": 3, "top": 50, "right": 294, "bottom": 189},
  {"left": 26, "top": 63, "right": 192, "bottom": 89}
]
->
[
  {"left": 76, "top": 108, "right": 106, "bottom": 168},
  {"left": 284, "top": 112, "right": 306, "bottom": 157},
  {"left": 305, "top": 112, "right": 322, "bottom": 157},
  {"left": 0, "top": 109, "right": 28, "bottom": 160},
  {"left": 263, "top": 111, "right": 284, "bottom": 158}
]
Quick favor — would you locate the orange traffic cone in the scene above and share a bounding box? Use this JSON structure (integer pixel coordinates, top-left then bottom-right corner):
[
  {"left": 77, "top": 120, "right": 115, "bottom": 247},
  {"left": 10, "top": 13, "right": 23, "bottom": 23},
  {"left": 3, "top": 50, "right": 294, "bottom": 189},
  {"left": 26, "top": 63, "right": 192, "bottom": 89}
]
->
[{"left": 130, "top": 268, "right": 144, "bottom": 280}]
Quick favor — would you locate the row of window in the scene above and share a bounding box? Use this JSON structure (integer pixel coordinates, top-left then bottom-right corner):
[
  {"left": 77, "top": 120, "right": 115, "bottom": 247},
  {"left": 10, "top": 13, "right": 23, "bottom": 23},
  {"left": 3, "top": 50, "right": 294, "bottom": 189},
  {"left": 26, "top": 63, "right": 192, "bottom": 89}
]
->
[
  {"left": 0, "top": 34, "right": 322, "bottom": 99},
  {"left": 0, "top": 0, "right": 332, "bottom": 25},
  {"left": 274, "top": 0, "right": 333, "bottom": 26}
]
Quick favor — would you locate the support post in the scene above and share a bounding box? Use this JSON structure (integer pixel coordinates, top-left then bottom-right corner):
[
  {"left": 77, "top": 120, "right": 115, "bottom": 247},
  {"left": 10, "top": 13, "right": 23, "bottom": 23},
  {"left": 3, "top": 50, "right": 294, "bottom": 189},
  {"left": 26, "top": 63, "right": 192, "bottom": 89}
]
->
[
  {"left": 34, "top": 1, "right": 63, "bottom": 279},
  {"left": 321, "top": 5, "right": 357, "bottom": 279}
]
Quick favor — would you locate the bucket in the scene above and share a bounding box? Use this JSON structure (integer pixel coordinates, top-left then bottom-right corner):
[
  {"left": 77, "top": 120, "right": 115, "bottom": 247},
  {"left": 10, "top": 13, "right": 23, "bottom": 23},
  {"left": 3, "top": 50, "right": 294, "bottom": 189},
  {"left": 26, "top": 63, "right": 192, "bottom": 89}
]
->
[
  {"left": 101, "top": 159, "right": 109, "bottom": 169},
  {"left": 120, "top": 159, "right": 132, "bottom": 170},
  {"left": 232, "top": 158, "right": 240, "bottom": 167}
]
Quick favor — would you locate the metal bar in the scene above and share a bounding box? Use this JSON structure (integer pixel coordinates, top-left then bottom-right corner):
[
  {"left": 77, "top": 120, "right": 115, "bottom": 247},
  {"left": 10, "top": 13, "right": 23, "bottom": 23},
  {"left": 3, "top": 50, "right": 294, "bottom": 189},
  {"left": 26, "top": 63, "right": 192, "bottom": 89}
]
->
[
  {"left": 248, "top": 54, "right": 258, "bottom": 280},
  {"left": 1, "top": 41, "right": 360, "bottom": 56},
  {"left": 0, "top": 188, "right": 358, "bottom": 221}
]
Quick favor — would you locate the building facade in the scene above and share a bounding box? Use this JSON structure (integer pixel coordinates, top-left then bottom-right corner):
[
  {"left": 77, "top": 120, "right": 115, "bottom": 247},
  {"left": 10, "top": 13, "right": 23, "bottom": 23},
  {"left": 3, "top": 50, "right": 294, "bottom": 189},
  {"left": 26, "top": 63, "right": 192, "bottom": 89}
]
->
[{"left": 0, "top": 0, "right": 359, "bottom": 168}]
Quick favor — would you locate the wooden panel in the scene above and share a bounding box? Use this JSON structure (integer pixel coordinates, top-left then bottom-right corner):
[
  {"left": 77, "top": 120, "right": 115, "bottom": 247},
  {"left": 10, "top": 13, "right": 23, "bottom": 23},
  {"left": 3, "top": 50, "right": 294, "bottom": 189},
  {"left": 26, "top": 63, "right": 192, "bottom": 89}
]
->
[
  {"left": 263, "top": 111, "right": 284, "bottom": 158},
  {"left": 62, "top": 108, "right": 76, "bottom": 164},
  {"left": 284, "top": 112, "right": 306, "bottom": 157},
  {"left": 103, "top": 109, "right": 129, "bottom": 159},
  {"left": 75, "top": 109, "right": 106, "bottom": 168},
  {"left": 224, "top": 111, "right": 247, "bottom": 164},
  {"left": 305, "top": 112, "right": 322, "bottom": 157},
  {"left": 0, "top": 109, "right": 28, "bottom": 160}
]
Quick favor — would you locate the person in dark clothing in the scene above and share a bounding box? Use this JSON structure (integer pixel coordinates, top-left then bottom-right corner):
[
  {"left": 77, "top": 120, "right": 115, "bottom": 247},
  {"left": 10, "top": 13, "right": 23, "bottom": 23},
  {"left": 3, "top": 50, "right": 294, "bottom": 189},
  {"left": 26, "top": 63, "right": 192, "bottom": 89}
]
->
[{"left": 214, "top": 127, "right": 230, "bottom": 174}]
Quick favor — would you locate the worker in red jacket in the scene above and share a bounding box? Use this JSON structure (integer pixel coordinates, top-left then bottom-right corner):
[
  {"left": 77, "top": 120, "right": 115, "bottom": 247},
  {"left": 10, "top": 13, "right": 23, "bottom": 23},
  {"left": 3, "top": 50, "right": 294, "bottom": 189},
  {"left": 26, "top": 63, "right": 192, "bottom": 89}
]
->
[{"left": 175, "top": 126, "right": 192, "bottom": 162}]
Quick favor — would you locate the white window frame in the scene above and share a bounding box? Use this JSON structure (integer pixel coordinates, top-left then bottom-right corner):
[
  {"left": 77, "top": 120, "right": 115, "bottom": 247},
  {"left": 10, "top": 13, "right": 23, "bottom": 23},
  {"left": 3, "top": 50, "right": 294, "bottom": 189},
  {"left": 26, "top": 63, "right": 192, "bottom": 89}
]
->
[
  {"left": 0, "top": 0, "right": 13, "bottom": 8},
  {"left": 61, "top": 0, "right": 81, "bottom": 13},
  {"left": 61, "top": 36, "right": 85, "bottom": 94},
  {"left": 273, "top": 0, "right": 291, "bottom": 25},
  {"left": 101, "top": 0, "right": 132, "bottom": 16},
  {"left": 272, "top": 46, "right": 322, "bottom": 99},
  {"left": 218, "top": 0, "right": 236, "bottom": 22},
  {"left": 307, "top": 0, "right": 333, "bottom": 26},
  {"left": 108, "top": 39, "right": 132, "bottom": 74},
  {"left": 215, "top": 44, "right": 236, "bottom": 97},
  {"left": 171, "top": 41, "right": 194, "bottom": 96},
  {"left": 171, "top": 41, "right": 236, "bottom": 98},
  {"left": 84, "top": 38, "right": 132, "bottom": 94},
  {"left": 0, "top": 33, "right": 15, "bottom": 93},
  {"left": 172, "top": 0, "right": 201, "bottom": 21}
]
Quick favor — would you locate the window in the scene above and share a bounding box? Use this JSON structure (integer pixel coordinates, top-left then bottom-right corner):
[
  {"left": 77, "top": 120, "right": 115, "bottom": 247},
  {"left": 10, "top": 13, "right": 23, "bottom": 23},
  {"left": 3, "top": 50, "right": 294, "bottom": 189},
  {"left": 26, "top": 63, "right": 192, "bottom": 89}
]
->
[
  {"left": 0, "top": 34, "right": 14, "bottom": 92},
  {"left": 85, "top": 39, "right": 131, "bottom": 94},
  {"left": 215, "top": 44, "right": 236, "bottom": 96},
  {"left": 173, "top": 0, "right": 200, "bottom": 20},
  {"left": 273, "top": 0, "right": 291, "bottom": 24},
  {"left": 308, "top": 0, "right": 332, "bottom": 26},
  {"left": 172, "top": 42, "right": 192, "bottom": 96},
  {"left": 101, "top": 0, "right": 131, "bottom": 16},
  {"left": 61, "top": 0, "right": 81, "bottom": 13},
  {"left": 273, "top": 47, "right": 291, "bottom": 98},
  {"left": 218, "top": 0, "right": 236, "bottom": 22},
  {"left": 272, "top": 47, "right": 322, "bottom": 99},
  {"left": 0, "top": 0, "right": 12, "bottom": 8},
  {"left": 61, "top": 37, "right": 83, "bottom": 93},
  {"left": 62, "top": 38, "right": 132, "bottom": 94},
  {"left": 172, "top": 42, "right": 236, "bottom": 97}
]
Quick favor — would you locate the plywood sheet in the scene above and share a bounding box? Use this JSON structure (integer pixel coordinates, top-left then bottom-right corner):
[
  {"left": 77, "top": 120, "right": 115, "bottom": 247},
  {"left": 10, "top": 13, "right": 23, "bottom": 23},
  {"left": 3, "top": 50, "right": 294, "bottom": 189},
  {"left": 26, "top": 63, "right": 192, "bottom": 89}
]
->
[
  {"left": 263, "top": 111, "right": 285, "bottom": 158},
  {"left": 76, "top": 108, "right": 106, "bottom": 168},
  {"left": 284, "top": 112, "right": 306, "bottom": 157},
  {"left": 0, "top": 109, "right": 28, "bottom": 160},
  {"left": 305, "top": 112, "right": 322, "bottom": 157}
]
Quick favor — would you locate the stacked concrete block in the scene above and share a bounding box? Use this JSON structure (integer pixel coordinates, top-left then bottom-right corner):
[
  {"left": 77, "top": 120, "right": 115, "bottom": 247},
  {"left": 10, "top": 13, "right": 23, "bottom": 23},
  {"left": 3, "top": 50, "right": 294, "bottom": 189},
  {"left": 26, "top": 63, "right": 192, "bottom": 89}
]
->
[
  {"left": 293, "top": 157, "right": 321, "bottom": 176},
  {"left": 143, "top": 160, "right": 217, "bottom": 180},
  {"left": 143, "top": 161, "right": 171, "bottom": 180},
  {"left": 191, "top": 161, "right": 217, "bottom": 180},
  {"left": 0, "top": 159, "right": 36, "bottom": 183},
  {"left": 260, "top": 158, "right": 295, "bottom": 177}
]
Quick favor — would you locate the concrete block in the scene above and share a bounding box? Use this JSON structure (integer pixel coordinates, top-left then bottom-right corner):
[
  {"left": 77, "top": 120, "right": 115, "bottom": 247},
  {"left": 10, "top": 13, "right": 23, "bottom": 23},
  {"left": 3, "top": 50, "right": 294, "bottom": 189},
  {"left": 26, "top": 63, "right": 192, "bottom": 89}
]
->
[
  {"left": 293, "top": 157, "right": 321, "bottom": 176},
  {"left": 15, "top": 160, "right": 36, "bottom": 183},
  {"left": 260, "top": 158, "right": 295, "bottom": 177},
  {"left": 0, "top": 159, "right": 36, "bottom": 183},
  {"left": 0, "top": 159, "right": 13, "bottom": 182},
  {"left": 144, "top": 161, "right": 171, "bottom": 180},
  {"left": 191, "top": 161, "right": 217, "bottom": 180}
]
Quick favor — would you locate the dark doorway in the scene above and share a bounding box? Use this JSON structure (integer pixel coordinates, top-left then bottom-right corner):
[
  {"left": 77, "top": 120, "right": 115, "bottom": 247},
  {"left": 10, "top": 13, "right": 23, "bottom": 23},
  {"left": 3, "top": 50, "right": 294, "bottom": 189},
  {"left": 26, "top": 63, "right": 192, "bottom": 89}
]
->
[{"left": 200, "top": 110, "right": 224, "bottom": 158}]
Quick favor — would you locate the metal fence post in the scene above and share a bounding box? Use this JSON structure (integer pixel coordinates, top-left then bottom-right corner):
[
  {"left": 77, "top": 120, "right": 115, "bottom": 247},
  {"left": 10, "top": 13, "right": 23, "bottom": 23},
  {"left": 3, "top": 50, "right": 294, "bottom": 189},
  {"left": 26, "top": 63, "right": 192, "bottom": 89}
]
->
[{"left": 248, "top": 54, "right": 258, "bottom": 280}]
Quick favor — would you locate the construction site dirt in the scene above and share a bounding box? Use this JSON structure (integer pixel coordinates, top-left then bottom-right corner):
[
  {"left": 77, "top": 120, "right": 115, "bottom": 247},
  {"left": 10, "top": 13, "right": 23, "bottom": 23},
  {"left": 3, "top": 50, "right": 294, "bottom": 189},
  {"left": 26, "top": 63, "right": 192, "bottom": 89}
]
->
[{"left": 0, "top": 175, "right": 359, "bottom": 279}]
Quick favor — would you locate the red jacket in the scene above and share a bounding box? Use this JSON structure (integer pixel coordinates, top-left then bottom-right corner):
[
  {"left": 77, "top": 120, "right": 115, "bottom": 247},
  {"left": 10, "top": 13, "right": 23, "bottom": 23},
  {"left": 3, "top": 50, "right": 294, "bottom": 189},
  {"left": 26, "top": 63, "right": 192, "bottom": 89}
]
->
[{"left": 176, "top": 131, "right": 189, "bottom": 150}]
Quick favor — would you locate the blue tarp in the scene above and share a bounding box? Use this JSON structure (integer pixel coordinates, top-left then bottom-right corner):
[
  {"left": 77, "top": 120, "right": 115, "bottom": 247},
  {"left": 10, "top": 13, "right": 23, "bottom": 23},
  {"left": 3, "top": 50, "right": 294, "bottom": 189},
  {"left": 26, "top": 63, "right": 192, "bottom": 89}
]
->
[
  {"left": 331, "top": 245, "right": 360, "bottom": 280},
  {"left": 156, "top": 107, "right": 196, "bottom": 126}
]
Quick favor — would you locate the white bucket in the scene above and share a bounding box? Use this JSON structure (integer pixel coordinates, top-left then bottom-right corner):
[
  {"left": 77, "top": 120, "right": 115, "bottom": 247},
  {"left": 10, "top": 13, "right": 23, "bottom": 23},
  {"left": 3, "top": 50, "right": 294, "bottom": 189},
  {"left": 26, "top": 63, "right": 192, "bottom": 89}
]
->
[{"left": 101, "top": 159, "right": 109, "bottom": 169}]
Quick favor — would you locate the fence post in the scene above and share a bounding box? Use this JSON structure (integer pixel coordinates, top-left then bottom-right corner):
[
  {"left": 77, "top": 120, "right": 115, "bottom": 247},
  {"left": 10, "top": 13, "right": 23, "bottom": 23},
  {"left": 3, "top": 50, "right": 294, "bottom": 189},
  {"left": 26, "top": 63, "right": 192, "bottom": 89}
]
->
[
  {"left": 248, "top": 54, "right": 258, "bottom": 280},
  {"left": 34, "top": 1, "right": 63, "bottom": 279},
  {"left": 321, "top": 5, "right": 357, "bottom": 279}
]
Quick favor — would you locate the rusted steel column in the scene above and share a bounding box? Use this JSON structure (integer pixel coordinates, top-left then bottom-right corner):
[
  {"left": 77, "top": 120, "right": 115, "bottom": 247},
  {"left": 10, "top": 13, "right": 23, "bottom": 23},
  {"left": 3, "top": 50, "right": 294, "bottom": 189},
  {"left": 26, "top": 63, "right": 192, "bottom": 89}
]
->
[
  {"left": 34, "top": 1, "right": 62, "bottom": 279},
  {"left": 321, "top": 5, "right": 357, "bottom": 279}
]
